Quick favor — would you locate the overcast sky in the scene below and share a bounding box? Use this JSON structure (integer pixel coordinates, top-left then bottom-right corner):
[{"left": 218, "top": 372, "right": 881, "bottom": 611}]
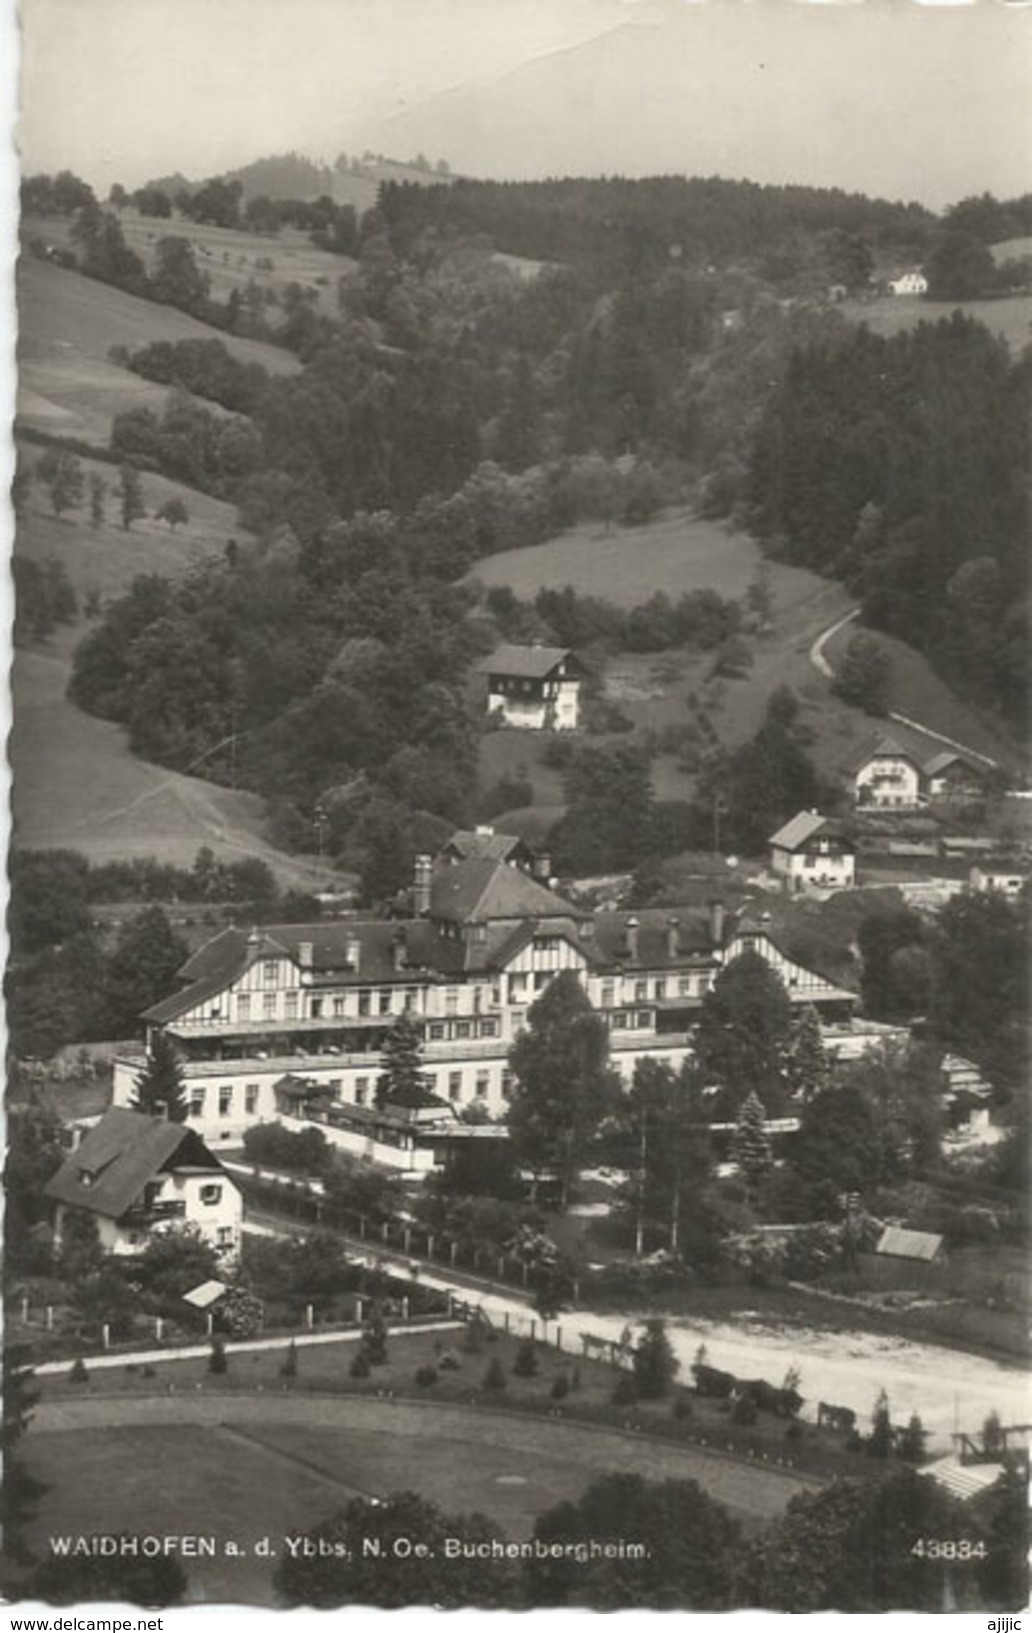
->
[{"left": 14, "top": 0, "right": 1032, "bottom": 205}]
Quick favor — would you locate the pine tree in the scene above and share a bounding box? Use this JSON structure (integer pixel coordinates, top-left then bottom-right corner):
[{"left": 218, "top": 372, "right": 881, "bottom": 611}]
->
[
  {"left": 130, "top": 1031, "right": 188, "bottom": 1122},
  {"left": 696, "top": 950, "right": 793, "bottom": 1105},
  {"left": 868, "top": 1387, "right": 894, "bottom": 1458},
  {"left": 118, "top": 462, "right": 146, "bottom": 531},
  {"left": 632, "top": 1318, "right": 680, "bottom": 1400},
  {"left": 376, "top": 1013, "right": 429, "bottom": 1109},
  {"left": 897, "top": 1412, "right": 926, "bottom": 1463},
  {"left": 731, "top": 1091, "right": 773, "bottom": 1186},
  {"left": 786, "top": 1005, "right": 828, "bottom": 1100}
]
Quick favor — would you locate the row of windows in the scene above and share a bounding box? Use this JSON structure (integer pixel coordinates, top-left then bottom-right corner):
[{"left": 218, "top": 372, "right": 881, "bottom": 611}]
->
[{"left": 187, "top": 1066, "right": 503, "bottom": 1118}]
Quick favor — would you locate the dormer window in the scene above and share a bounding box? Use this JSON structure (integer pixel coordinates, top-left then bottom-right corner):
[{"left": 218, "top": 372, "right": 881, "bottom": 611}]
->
[{"left": 79, "top": 1170, "right": 94, "bottom": 1189}]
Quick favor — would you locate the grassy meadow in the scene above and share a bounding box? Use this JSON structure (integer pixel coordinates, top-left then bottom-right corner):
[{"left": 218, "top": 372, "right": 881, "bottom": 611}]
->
[
  {"left": 17, "top": 255, "right": 300, "bottom": 447},
  {"left": 840, "top": 291, "right": 1032, "bottom": 354}
]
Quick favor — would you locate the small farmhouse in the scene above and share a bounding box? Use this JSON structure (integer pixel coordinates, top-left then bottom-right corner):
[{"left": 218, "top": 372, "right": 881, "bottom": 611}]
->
[
  {"left": 769, "top": 810, "right": 856, "bottom": 892},
  {"left": 970, "top": 862, "right": 1029, "bottom": 898},
  {"left": 478, "top": 644, "right": 584, "bottom": 731},
  {"left": 437, "top": 825, "right": 543, "bottom": 874},
  {"left": 44, "top": 1107, "right": 242, "bottom": 1257},
  {"left": 851, "top": 736, "right": 924, "bottom": 809},
  {"left": 922, "top": 750, "right": 987, "bottom": 805},
  {"left": 888, "top": 270, "right": 928, "bottom": 296}
]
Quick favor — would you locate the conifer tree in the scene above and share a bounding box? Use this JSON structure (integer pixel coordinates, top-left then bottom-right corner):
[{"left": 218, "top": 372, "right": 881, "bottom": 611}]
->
[
  {"left": 118, "top": 462, "right": 146, "bottom": 531},
  {"left": 731, "top": 1090, "right": 773, "bottom": 1187},
  {"left": 130, "top": 1031, "right": 188, "bottom": 1122},
  {"left": 786, "top": 1005, "right": 828, "bottom": 1100},
  {"left": 376, "top": 1013, "right": 429, "bottom": 1108}
]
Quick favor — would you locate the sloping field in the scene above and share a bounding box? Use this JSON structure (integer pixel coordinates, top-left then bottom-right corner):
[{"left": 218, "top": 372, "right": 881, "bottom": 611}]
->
[
  {"left": 9, "top": 631, "right": 340, "bottom": 891},
  {"left": 14, "top": 451, "right": 238, "bottom": 602},
  {"left": 26, "top": 208, "right": 355, "bottom": 321},
  {"left": 841, "top": 291, "right": 1032, "bottom": 354},
  {"left": 469, "top": 510, "right": 779, "bottom": 606},
  {"left": 17, "top": 257, "right": 299, "bottom": 445}
]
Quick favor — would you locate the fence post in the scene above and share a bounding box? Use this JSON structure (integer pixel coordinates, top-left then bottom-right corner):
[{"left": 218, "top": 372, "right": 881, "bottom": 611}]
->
[
  {"left": 305, "top": 1304, "right": 314, "bottom": 1331},
  {"left": 472, "top": 1249, "right": 480, "bottom": 1271},
  {"left": 381, "top": 1221, "right": 389, "bottom": 1244},
  {"left": 427, "top": 1234, "right": 434, "bottom": 1261},
  {"left": 102, "top": 1323, "right": 110, "bottom": 1350},
  {"left": 555, "top": 1325, "right": 562, "bottom": 1351},
  {"left": 401, "top": 1297, "right": 409, "bottom": 1321},
  {"left": 530, "top": 1319, "right": 536, "bottom": 1341},
  {"left": 450, "top": 1242, "right": 458, "bottom": 1268},
  {"left": 521, "top": 1263, "right": 528, "bottom": 1287},
  {"left": 404, "top": 1227, "right": 411, "bottom": 1254},
  {"left": 581, "top": 1334, "right": 590, "bottom": 1356},
  {"left": 206, "top": 1313, "right": 214, "bottom": 1338},
  {"left": 359, "top": 1215, "right": 366, "bottom": 1240},
  {"left": 155, "top": 1316, "right": 164, "bottom": 1342},
  {"left": 355, "top": 1296, "right": 364, "bottom": 1325},
  {"left": 45, "top": 1305, "right": 54, "bottom": 1331},
  {"left": 497, "top": 1256, "right": 505, "bottom": 1280},
  {"left": 504, "top": 1311, "right": 510, "bottom": 1333},
  {"left": 20, "top": 1295, "right": 29, "bottom": 1324}
]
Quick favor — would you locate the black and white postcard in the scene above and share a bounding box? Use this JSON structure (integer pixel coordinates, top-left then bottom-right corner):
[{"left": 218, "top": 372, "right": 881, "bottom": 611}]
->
[{"left": 4, "top": 0, "right": 1030, "bottom": 1616}]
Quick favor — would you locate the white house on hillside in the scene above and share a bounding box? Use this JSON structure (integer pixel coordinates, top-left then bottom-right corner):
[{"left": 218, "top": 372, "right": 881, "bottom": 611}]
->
[
  {"left": 45, "top": 1107, "right": 242, "bottom": 1257},
  {"left": 769, "top": 810, "right": 856, "bottom": 892},
  {"left": 478, "top": 644, "right": 584, "bottom": 730},
  {"left": 850, "top": 736, "right": 925, "bottom": 809},
  {"left": 888, "top": 270, "right": 928, "bottom": 296}
]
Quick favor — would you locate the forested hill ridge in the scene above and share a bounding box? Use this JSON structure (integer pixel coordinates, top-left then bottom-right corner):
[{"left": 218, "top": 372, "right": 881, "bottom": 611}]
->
[{"left": 19, "top": 168, "right": 1031, "bottom": 885}]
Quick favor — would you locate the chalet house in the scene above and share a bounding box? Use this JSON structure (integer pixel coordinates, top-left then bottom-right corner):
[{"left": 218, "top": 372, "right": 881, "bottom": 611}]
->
[
  {"left": 888, "top": 270, "right": 928, "bottom": 296},
  {"left": 768, "top": 810, "right": 856, "bottom": 892},
  {"left": 922, "top": 750, "right": 987, "bottom": 805},
  {"left": 111, "top": 858, "right": 857, "bottom": 1166},
  {"left": 437, "top": 825, "right": 544, "bottom": 876},
  {"left": 478, "top": 644, "right": 584, "bottom": 731},
  {"left": 44, "top": 1107, "right": 242, "bottom": 1257},
  {"left": 851, "top": 736, "right": 924, "bottom": 809}
]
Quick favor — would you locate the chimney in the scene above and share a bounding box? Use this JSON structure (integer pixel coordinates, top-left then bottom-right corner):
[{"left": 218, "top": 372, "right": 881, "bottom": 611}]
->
[
  {"left": 475, "top": 824, "right": 494, "bottom": 838},
  {"left": 624, "top": 916, "right": 639, "bottom": 961},
  {"left": 392, "top": 927, "right": 407, "bottom": 972},
  {"left": 345, "top": 931, "right": 361, "bottom": 972},
  {"left": 708, "top": 899, "right": 726, "bottom": 947},
  {"left": 666, "top": 917, "right": 680, "bottom": 959},
  {"left": 297, "top": 941, "right": 313, "bottom": 969},
  {"left": 413, "top": 854, "right": 432, "bottom": 917},
  {"left": 532, "top": 851, "right": 551, "bottom": 881}
]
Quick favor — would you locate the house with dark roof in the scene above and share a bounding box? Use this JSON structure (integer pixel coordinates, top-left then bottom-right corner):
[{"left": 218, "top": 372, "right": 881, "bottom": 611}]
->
[
  {"left": 44, "top": 1108, "right": 242, "bottom": 1257},
  {"left": 437, "top": 825, "right": 542, "bottom": 875},
  {"left": 769, "top": 810, "right": 855, "bottom": 892},
  {"left": 477, "top": 643, "right": 584, "bottom": 730},
  {"left": 110, "top": 858, "right": 858, "bottom": 1161},
  {"left": 922, "top": 750, "right": 988, "bottom": 805}
]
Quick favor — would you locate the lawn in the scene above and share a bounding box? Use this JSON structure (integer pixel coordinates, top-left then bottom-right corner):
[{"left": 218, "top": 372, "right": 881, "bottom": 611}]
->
[
  {"left": 21, "top": 1326, "right": 826, "bottom": 1603},
  {"left": 840, "top": 291, "right": 1032, "bottom": 354},
  {"left": 17, "top": 255, "right": 299, "bottom": 447}
]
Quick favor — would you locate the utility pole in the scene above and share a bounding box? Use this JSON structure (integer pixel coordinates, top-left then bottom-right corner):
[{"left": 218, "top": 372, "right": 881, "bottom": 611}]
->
[{"left": 635, "top": 1102, "right": 648, "bottom": 1258}]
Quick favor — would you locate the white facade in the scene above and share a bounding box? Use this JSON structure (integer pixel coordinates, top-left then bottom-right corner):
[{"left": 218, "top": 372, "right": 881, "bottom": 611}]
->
[
  {"left": 889, "top": 272, "right": 928, "bottom": 295},
  {"left": 771, "top": 840, "right": 855, "bottom": 892},
  {"left": 970, "top": 866, "right": 1027, "bottom": 898},
  {"left": 53, "top": 1168, "right": 242, "bottom": 1258},
  {"left": 487, "top": 672, "right": 580, "bottom": 731},
  {"left": 854, "top": 751, "right": 923, "bottom": 809}
]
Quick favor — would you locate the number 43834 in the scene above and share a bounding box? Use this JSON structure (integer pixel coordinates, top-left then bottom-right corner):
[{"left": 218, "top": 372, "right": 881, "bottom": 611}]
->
[{"left": 911, "top": 1539, "right": 987, "bottom": 1560}]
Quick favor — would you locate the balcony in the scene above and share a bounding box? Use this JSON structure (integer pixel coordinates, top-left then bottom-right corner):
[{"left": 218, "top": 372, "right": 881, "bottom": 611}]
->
[{"left": 121, "top": 1198, "right": 186, "bottom": 1228}]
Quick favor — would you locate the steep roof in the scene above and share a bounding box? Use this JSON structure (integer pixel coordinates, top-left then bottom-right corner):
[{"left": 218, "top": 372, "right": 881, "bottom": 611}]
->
[
  {"left": 847, "top": 733, "right": 925, "bottom": 776},
  {"left": 769, "top": 810, "right": 850, "bottom": 852},
  {"left": 429, "top": 858, "right": 579, "bottom": 924},
  {"left": 440, "top": 829, "right": 530, "bottom": 864},
  {"left": 922, "top": 749, "right": 982, "bottom": 778},
  {"left": 476, "top": 643, "right": 578, "bottom": 680},
  {"left": 44, "top": 1108, "right": 222, "bottom": 1221}
]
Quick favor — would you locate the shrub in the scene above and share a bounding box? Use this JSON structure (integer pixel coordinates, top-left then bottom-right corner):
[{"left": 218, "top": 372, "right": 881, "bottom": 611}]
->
[
  {"left": 551, "top": 1373, "right": 570, "bottom": 1401},
  {"left": 280, "top": 1340, "right": 298, "bottom": 1379},
  {"left": 415, "top": 1365, "right": 438, "bottom": 1388},
  {"left": 69, "top": 1357, "right": 89, "bottom": 1384},
  {"left": 672, "top": 1391, "right": 693, "bottom": 1420},
  {"left": 483, "top": 1357, "right": 507, "bottom": 1392},
  {"left": 612, "top": 1374, "right": 637, "bottom": 1407},
  {"left": 208, "top": 1338, "right": 228, "bottom": 1375},
  {"left": 438, "top": 1348, "right": 462, "bottom": 1371},
  {"left": 142, "top": 1365, "right": 156, "bottom": 1379},
  {"left": 731, "top": 1396, "right": 757, "bottom": 1426},
  {"left": 512, "top": 1340, "right": 538, "bottom": 1379},
  {"left": 349, "top": 1350, "right": 370, "bottom": 1379},
  {"left": 785, "top": 1420, "right": 804, "bottom": 1442},
  {"left": 632, "top": 1318, "right": 680, "bottom": 1400}
]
